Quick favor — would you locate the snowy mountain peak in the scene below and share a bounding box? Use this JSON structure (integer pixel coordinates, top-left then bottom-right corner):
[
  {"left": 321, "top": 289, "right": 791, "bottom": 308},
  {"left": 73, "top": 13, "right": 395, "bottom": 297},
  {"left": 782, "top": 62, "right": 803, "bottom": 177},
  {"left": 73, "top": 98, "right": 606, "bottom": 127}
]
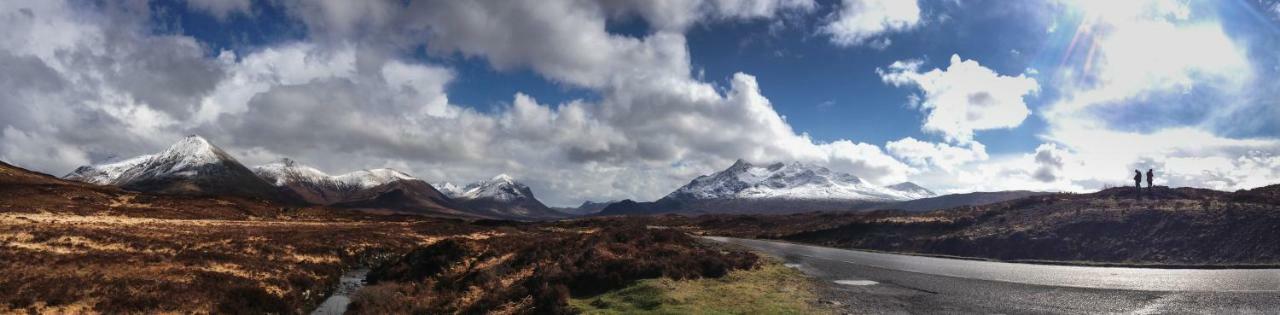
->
[
  {"left": 886, "top": 182, "right": 936, "bottom": 199},
  {"left": 252, "top": 159, "right": 418, "bottom": 190},
  {"left": 436, "top": 182, "right": 464, "bottom": 197},
  {"left": 61, "top": 135, "right": 286, "bottom": 201},
  {"left": 664, "top": 160, "right": 931, "bottom": 202},
  {"left": 65, "top": 135, "right": 239, "bottom": 185},
  {"left": 445, "top": 174, "right": 534, "bottom": 202},
  {"left": 490, "top": 173, "right": 515, "bottom": 183},
  {"left": 157, "top": 135, "right": 231, "bottom": 166}
]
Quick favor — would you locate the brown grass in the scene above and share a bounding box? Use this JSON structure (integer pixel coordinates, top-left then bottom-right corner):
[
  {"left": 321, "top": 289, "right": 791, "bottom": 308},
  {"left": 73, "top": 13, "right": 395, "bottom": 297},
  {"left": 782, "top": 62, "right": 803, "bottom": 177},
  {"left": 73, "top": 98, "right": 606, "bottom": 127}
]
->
[
  {"left": 0, "top": 210, "right": 489, "bottom": 314},
  {"left": 347, "top": 224, "right": 760, "bottom": 315}
]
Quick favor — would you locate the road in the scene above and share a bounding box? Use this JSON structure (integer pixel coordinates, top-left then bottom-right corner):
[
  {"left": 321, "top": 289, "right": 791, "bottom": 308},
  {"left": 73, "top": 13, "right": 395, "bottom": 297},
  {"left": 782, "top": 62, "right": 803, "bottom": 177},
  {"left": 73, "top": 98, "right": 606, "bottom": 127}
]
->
[{"left": 706, "top": 237, "right": 1280, "bottom": 314}]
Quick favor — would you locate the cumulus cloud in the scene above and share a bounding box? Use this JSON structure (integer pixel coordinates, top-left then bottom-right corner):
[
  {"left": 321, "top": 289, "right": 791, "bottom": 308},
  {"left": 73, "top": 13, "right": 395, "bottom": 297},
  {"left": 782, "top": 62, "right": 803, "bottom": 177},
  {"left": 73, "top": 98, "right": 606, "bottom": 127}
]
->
[
  {"left": 1031, "top": 143, "right": 1067, "bottom": 183},
  {"left": 879, "top": 54, "right": 1040, "bottom": 144},
  {"left": 885, "top": 137, "right": 987, "bottom": 172},
  {"left": 0, "top": 1, "right": 218, "bottom": 172},
  {"left": 0, "top": 0, "right": 912, "bottom": 206},
  {"left": 185, "top": 0, "right": 252, "bottom": 20},
  {"left": 600, "top": 0, "right": 817, "bottom": 31},
  {"left": 820, "top": 0, "right": 921, "bottom": 47},
  {"left": 1032, "top": 0, "right": 1280, "bottom": 192}
]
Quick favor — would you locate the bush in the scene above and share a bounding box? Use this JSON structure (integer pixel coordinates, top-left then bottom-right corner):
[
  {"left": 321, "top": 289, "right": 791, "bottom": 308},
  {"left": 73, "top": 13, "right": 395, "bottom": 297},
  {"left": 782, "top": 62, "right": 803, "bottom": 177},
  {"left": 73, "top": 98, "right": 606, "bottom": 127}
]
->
[{"left": 350, "top": 225, "right": 758, "bottom": 314}]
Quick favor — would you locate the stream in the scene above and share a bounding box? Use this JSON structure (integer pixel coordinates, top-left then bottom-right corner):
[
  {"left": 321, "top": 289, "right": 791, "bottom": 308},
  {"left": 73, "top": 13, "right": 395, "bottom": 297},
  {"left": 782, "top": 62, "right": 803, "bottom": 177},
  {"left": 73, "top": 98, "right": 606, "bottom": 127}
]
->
[{"left": 310, "top": 268, "right": 370, "bottom": 315}]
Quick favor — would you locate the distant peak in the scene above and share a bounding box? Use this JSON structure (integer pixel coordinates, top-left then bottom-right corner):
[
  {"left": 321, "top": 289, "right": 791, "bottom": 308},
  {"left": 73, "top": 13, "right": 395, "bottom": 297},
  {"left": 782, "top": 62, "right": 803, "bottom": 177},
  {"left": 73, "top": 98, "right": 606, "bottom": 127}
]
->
[
  {"left": 157, "top": 134, "right": 230, "bottom": 164},
  {"left": 491, "top": 173, "right": 515, "bottom": 182},
  {"left": 277, "top": 158, "right": 297, "bottom": 167},
  {"left": 729, "top": 159, "right": 753, "bottom": 169}
]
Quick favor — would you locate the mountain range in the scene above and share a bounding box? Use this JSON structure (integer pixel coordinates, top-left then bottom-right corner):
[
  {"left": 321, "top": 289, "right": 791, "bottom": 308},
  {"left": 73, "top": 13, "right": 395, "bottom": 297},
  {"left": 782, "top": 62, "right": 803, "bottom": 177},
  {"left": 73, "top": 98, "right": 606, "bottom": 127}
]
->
[
  {"left": 59, "top": 136, "right": 1046, "bottom": 219},
  {"left": 599, "top": 159, "right": 948, "bottom": 215},
  {"left": 62, "top": 136, "right": 556, "bottom": 220},
  {"left": 65, "top": 136, "right": 294, "bottom": 203}
]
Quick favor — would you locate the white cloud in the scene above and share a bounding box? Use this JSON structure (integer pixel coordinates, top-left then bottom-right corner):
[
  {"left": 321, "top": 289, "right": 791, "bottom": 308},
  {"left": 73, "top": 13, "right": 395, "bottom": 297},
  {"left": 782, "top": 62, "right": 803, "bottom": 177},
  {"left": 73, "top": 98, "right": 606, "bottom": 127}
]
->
[
  {"left": 1032, "top": 0, "right": 1279, "bottom": 192},
  {"left": 820, "top": 0, "right": 921, "bottom": 47},
  {"left": 0, "top": 0, "right": 915, "bottom": 206},
  {"left": 885, "top": 137, "right": 987, "bottom": 172},
  {"left": 879, "top": 54, "right": 1040, "bottom": 144},
  {"left": 186, "top": 0, "right": 252, "bottom": 20},
  {"left": 602, "top": 0, "right": 817, "bottom": 31}
]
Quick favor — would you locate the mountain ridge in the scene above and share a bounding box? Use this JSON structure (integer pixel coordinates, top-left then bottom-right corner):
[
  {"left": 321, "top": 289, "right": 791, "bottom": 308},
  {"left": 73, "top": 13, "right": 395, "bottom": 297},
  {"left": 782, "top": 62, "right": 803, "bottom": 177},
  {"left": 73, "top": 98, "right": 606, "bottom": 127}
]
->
[
  {"left": 64, "top": 135, "right": 295, "bottom": 202},
  {"left": 438, "top": 174, "right": 565, "bottom": 220}
]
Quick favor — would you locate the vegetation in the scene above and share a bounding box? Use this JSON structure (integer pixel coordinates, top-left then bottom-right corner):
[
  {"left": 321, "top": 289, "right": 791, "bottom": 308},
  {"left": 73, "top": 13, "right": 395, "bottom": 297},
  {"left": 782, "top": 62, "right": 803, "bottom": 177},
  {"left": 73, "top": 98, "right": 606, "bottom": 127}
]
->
[
  {"left": 347, "top": 225, "right": 760, "bottom": 314},
  {"left": 0, "top": 161, "right": 493, "bottom": 313},
  {"left": 623, "top": 185, "right": 1280, "bottom": 267},
  {"left": 570, "top": 260, "right": 830, "bottom": 315}
]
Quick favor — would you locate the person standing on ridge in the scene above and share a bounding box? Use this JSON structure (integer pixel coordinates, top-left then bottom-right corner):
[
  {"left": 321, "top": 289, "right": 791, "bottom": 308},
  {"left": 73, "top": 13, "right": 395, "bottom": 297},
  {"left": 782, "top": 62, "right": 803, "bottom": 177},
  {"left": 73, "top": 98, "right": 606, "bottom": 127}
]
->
[
  {"left": 1146, "top": 168, "right": 1155, "bottom": 196},
  {"left": 1133, "top": 170, "right": 1143, "bottom": 199}
]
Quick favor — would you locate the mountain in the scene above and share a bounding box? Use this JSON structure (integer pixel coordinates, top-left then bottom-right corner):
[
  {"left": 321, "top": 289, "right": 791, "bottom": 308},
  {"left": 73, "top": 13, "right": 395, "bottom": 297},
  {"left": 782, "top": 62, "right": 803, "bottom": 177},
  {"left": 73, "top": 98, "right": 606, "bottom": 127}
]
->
[
  {"left": 600, "top": 159, "right": 937, "bottom": 215},
  {"left": 665, "top": 159, "right": 935, "bottom": 202},
  {"left": 438, "top": 174, "right": 565, "bottom": 220},
  {"left": 64, "top": 135, "right": 292, "bottom": 202},
  {"left": 553, "top": 200, "right": 617, "bottom": 215},
  {"left": 252, "top": 158, "right": 474, "bottom": 218},
  {"left": 865, "top": 190, "right": 1053, "bottom": 212}
]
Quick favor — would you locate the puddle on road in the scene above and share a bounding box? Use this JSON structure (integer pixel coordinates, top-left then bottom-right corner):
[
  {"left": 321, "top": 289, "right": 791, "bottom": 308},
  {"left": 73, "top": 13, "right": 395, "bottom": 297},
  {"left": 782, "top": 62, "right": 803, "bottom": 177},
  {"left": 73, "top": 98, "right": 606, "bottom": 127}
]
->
[
  {"left": 834, "top": 279, "right": 879, "bottom": 286},
  {"left": 311, "top": 268, "right": 369, "bottom": 315}
]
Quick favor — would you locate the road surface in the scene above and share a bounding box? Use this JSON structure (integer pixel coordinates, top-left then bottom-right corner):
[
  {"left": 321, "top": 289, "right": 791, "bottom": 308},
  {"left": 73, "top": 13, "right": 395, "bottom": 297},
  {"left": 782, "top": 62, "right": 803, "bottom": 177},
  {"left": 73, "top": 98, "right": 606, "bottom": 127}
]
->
[{"left": 706, "top": 237, "right": 1280, "bottom": 314}]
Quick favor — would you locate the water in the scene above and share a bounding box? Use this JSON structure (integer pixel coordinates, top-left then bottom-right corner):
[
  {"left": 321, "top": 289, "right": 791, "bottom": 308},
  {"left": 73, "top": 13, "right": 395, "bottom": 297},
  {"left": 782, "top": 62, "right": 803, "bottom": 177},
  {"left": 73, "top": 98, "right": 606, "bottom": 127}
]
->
[{"left": 311, "top": 268, "right": 369, "bottom": 315}]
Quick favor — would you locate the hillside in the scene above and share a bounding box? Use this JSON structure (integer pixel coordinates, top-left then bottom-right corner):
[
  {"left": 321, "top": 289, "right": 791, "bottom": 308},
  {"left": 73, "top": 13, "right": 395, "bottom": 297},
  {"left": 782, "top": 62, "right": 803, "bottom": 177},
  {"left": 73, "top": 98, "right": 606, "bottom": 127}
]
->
[
  {"left": 437, "top": 175, "right": 565, "bottom": 220},
  {"left": 682, "top": 185, "right": 1280, "bottom": 266},
  {"left": 63, "top": 136, "right": 294, "bottom": 203},
  {"left": 254, "top": 159, "right": 473, "bottom": 219}
]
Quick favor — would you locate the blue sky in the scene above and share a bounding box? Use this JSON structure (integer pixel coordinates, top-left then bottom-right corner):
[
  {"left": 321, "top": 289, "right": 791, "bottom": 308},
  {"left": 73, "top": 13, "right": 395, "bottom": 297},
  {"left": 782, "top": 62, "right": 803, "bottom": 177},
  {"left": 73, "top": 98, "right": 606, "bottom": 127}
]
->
[{"left": 2, "top": 0, "right": 1279, "bottom": 206}]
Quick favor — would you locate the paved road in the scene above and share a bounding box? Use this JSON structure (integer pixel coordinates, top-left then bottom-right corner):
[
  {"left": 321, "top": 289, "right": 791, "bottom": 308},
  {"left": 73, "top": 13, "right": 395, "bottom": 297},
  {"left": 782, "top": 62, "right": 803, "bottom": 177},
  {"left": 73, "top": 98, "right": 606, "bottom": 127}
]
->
[{"left": 706, "top": 237, "right": 1280, "bottom": 314}]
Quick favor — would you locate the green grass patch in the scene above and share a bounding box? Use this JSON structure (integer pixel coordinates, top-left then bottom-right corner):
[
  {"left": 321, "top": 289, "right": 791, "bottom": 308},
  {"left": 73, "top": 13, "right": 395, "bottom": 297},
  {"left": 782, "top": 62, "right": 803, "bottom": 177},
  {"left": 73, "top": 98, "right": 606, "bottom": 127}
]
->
[{"left": 570, "top": 260, "right": 831, "bottom": 315}]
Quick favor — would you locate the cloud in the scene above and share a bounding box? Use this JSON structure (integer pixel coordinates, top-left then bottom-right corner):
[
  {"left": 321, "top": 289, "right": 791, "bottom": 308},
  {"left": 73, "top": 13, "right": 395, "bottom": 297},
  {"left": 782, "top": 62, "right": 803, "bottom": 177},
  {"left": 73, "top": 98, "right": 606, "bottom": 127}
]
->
[
  {"left": 879, "top": 54, "right": 1040, "bottom": 143},
  {"left": 820, "top": 0, "right": 921, "bottom": 47},
  {"left": 0, "top": 1, "right": 219, "bottom": 172},
  {"left": 0, "top": 0, "right": 916, "bottom": 206},
  {"left": 1030, "top": 0, "right": 1280, "bottom": 192},
  {"left": 185, "top": 0, "right": 252, "bottom": 20},
  {"left": 885, "top": 137, "right": 987, "bottom": 172},
  {"left": 1032, "top": 143, "right": 1067, "bottom": 183},
  {"left": 600, "top": 0, "right": 817, "bottom": 31}
]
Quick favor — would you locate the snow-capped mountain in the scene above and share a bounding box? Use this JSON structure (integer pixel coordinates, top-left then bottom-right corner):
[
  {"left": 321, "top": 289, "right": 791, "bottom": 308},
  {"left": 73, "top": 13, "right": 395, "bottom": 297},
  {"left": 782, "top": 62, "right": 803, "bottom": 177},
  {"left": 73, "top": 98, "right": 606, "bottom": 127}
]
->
[
  {"left": 252, "top": 158, "right": 473, "bottom": 218},
  {"left": 437, "top": 174, "right": 564, "bottom": 220},
  {"left": 253, "top": 158, "right": 416, "bottom": 204},
  {"left": 64, "top": 135, "right": 288, "bottom": 201},
  {"left": 599, "top": 159, "right": 935, "bottom": 216},
  {"left": 664, "top": 159, "right": 935, "bottom": 202}
]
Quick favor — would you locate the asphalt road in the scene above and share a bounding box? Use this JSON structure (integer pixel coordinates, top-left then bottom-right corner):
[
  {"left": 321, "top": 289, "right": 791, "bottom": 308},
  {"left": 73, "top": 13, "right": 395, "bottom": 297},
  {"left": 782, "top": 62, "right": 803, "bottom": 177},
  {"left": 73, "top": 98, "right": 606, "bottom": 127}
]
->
[{"left": 706, "top": 237, "right": 1280, "bottom": 314}]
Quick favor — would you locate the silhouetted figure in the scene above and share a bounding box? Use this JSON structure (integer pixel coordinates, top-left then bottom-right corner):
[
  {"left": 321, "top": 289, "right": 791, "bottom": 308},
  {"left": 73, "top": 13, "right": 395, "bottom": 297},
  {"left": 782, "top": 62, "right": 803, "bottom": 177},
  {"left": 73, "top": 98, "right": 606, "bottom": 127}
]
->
[
  {"left": 1133, "top": 170, "right": 1142, "bottom": 199},
  {"left": 1146, "top": 169, "right": 1154, "bottom": 196}
]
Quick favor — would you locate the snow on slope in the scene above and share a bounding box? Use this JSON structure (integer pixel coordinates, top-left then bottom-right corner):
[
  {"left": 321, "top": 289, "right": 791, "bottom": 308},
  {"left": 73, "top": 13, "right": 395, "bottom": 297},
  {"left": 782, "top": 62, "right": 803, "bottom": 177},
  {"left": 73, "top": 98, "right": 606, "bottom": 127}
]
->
[
  {"left": 253, "top": 158, "right": 416, "bottom": 190},
  {"left": 66, "top": 135, "right": 238, "bottom": 185},
  {"left": 437, "top": 174, "right": 533, "bottom": 202},
  {"left": 664, "top": 159, "right": 935, "bottom": 202}
]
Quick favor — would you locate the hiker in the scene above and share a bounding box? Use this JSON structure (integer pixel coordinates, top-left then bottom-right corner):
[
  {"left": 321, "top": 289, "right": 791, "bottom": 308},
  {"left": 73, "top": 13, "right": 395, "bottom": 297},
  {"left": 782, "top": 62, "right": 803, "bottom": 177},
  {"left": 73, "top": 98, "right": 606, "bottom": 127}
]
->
[
  {"left": 1133, "top": 170, "right": 1142, "bottom": 198},
  {"left": 1146, "top": 169, "right": 1154, "bottom": 195}
]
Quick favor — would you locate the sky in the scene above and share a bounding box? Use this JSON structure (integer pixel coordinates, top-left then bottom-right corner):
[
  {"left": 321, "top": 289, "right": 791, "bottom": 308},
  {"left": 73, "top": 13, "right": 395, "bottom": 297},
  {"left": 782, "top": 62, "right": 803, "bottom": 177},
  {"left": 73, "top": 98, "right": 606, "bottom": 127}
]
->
[{"left": 1, "top": 0, "right": 1279, "bottom": 207}]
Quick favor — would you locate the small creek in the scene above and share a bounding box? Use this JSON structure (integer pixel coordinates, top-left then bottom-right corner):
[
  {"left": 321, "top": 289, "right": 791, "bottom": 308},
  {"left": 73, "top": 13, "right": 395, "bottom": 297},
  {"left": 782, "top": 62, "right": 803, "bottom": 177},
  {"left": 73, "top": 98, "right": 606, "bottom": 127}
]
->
[{"left": 310, "top": 268, "right": 369, "bottom": 315}]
